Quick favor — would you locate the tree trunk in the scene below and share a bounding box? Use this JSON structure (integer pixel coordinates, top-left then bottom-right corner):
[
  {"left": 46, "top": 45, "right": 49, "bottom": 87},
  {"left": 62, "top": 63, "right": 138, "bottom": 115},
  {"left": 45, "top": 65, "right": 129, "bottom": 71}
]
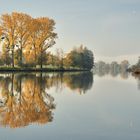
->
[
  {"left": 40, "top": 47, "right": 43, "bottom": 69},
  {"left": 34, "top": 45, "right": 37, "bottom": 68},
  {"left": 20, "top": 45, "right": 23, "bottom": 67},
  {"left": 12, "top": 45, "right": 15, "bottom": 68}
]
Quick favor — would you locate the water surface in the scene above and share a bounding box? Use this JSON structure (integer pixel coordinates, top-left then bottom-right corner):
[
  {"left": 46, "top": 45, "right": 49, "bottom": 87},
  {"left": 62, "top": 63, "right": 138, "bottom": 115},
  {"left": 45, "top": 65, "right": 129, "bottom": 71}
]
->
[{"left": 0, "top": 72, "right": 139, "bottom": 140}]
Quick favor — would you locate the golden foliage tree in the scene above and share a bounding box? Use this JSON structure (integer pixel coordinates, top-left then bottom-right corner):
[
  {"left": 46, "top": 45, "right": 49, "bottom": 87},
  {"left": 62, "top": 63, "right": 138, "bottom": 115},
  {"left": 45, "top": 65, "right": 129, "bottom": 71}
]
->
[
  {"left": 13, "top": 12, "right": 32, "bottom": 66},
  {"left": 28, "top": 17, "right": 57, "bottom": 68},
  {"left": 0, "top": 13, "right": 17, "bottom": 67},
  {"left": 0, "top": 12, "right": 57, "bottom": 68}
]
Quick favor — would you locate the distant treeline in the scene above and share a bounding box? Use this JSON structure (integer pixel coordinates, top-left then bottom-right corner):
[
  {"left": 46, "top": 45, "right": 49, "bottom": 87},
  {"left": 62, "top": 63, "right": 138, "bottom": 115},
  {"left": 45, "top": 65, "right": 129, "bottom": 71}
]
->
[{"left": 94, "top": 60, "right": 129, "bottom": 77}]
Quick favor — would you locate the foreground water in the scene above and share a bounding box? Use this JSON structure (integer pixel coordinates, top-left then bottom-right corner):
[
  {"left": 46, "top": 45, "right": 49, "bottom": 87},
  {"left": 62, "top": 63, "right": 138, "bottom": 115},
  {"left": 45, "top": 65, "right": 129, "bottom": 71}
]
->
[{"left": 0, "top": 72, "right": 139, "bottom": 140}]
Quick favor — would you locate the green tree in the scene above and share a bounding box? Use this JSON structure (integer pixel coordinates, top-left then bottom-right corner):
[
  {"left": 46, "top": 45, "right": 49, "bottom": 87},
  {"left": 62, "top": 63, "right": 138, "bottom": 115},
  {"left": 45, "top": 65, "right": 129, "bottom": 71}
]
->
[
  {"left": 64, "top": 45, "right": 94, "bottom": 70},
  {"left": 82, "top": 47, "right": 94, "bottom": 69}
]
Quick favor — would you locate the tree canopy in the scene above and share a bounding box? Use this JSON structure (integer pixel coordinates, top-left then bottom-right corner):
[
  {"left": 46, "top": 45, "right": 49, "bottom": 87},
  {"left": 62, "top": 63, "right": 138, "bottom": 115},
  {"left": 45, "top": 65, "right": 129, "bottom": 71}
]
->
[
  {"left": 0, "top": 12, "right": 57, "bottom": 68},
  {"left": 64, "top": 45, "right": 94, "bottom": 70},
  {"left": 0, "top": 12, "right": 94, "bottom": 71}
]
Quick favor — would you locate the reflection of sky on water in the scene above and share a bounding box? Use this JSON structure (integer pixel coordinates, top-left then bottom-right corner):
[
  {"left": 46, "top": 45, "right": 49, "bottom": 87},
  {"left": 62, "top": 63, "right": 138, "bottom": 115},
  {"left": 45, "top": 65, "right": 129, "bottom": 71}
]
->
[{"left": 0, "top": 72, "right": 139, "bottom": 140}]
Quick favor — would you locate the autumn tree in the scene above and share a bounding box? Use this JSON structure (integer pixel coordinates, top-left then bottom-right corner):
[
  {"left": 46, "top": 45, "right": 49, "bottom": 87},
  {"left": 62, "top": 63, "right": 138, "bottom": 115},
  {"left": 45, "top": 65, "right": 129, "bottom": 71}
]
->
[
  {"left": 13, "top": 12, "right": 32, "bottom": 66},
  {"left": 0, "top": 12, "right": 57, "bottom": 68},
  {"left": 0, "top": 13, "right": 17, "bottom": 67},
  {"left": 1, "top": 42, "right": 12, "bottom": 66},
  {"left": 28, "top": 17, "right": 57, "bottom": 68}
]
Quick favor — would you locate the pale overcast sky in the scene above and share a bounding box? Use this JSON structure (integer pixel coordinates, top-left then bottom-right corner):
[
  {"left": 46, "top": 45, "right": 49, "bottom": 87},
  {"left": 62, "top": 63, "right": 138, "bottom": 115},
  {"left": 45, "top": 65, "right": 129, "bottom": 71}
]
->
[{"left": 0, "top": 0, "right": 139, "bottom": 63}]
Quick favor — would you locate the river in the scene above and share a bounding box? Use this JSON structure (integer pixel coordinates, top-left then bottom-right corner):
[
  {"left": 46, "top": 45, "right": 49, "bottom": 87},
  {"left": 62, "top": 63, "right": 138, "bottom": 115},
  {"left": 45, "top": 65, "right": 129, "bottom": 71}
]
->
[{"left": 0, "top": 72, "right": 139, "bottom": 140}]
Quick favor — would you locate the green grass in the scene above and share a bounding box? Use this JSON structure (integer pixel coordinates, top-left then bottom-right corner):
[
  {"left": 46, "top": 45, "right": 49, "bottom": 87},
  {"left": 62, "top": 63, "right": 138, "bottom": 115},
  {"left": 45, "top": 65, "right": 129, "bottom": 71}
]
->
[{"left": 0, "top": 66, "right": 91, "bottom": 72}]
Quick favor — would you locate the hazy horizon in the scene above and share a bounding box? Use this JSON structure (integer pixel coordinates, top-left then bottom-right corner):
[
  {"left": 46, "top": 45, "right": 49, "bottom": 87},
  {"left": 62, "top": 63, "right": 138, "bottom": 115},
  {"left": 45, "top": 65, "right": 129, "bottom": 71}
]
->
[{"left": 0, "top": 0, "right": 139, "bottom": 64}]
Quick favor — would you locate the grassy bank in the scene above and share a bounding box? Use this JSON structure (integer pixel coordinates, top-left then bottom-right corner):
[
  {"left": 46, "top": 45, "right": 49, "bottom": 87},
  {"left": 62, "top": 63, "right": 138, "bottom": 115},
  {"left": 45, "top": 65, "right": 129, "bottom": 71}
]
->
[{"left": 0, "top": 67, "right": 91, "bottom": 73}]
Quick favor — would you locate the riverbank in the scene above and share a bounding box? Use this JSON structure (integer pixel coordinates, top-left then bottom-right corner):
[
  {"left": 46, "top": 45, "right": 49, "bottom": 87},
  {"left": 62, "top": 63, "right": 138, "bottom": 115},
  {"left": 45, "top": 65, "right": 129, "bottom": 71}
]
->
[
  {"left": 133, "top": 69, "right": 140, "bottom": 74},
  {"left": 0, "top": 67, "right": 91, "bottom": 73},
  {"left": 127, "top": 68, "right": 140, "bottom": 75}
]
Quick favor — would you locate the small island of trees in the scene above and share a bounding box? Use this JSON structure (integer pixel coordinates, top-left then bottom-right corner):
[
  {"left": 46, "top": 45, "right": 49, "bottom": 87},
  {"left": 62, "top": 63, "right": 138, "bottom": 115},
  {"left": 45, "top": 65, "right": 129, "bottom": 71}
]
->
[
  {"left": 128, "top": 57, "right": 140, "bottom": 74},
  {"left": 0, "top": 12, "right": 94, "bottom": 71}
]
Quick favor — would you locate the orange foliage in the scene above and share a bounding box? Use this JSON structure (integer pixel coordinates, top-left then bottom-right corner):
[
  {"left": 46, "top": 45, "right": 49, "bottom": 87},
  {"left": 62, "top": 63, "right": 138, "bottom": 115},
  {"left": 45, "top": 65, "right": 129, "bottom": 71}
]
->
[{"left": 0, "top": 75, "right": 55, "bottom": 128}]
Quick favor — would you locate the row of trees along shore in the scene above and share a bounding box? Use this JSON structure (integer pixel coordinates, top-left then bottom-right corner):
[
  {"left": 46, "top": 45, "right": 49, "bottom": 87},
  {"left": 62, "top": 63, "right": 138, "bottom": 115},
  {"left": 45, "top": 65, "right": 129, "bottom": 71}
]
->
[
  {"left": 0, "top": 12, "right": 94, "bottom": 71},
  {"left": 94, "top": 60, "right": 129, "bottom": 77}
]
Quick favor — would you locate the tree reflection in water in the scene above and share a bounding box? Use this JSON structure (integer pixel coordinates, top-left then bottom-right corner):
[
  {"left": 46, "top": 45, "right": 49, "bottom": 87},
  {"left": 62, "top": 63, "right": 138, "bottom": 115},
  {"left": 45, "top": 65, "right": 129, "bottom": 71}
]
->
[
  {"left": 94, "top": 69, "right": 140, "bottom": 90},
  {"left": 94, "top": 67, "right": 129, "bottom": 79},
  {"left": 0, "top": 72, "right": 94, "bottom": 128},
  {"left": 62, "top": 72, "right": 93, "bottom": 94},
  {"left": 132, "top": 73, "right": 140, "bottom": 90},
  {"left": 0, "top": 73, "right": 55, "bottom": 128}
]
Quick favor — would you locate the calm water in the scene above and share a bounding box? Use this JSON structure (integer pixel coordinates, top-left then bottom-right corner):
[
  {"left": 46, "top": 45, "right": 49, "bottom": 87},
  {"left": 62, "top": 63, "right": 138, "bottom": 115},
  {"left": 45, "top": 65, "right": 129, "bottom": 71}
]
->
[{"left": 0, "top": 72, "right": 139, "bottom": 140}]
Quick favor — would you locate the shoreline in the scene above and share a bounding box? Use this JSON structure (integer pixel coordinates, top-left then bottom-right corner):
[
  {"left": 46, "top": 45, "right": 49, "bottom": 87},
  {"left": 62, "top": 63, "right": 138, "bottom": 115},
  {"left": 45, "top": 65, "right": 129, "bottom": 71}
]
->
[
  {"left": 0, "top": 68, "right": 91, "bottom": 73},
  {"left": 127, "top": 67, "right": 140, "bottom": 74}
]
